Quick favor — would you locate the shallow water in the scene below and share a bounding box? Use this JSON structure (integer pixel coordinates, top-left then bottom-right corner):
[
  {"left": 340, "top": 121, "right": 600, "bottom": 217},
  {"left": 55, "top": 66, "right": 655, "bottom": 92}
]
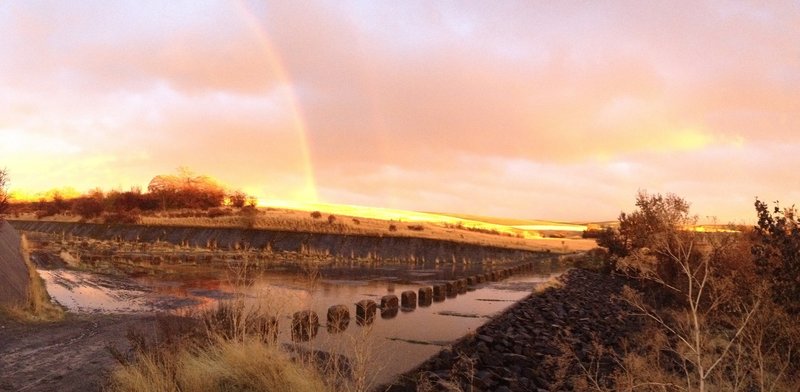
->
[{"left": 40, "top": 260, "right": 565, "bottom": 386}]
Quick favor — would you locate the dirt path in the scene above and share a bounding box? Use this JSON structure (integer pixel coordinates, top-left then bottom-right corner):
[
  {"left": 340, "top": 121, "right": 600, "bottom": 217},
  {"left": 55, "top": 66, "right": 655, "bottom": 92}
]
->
[{"left": 0, "top": 313, "right": 156, "bottom": 392}]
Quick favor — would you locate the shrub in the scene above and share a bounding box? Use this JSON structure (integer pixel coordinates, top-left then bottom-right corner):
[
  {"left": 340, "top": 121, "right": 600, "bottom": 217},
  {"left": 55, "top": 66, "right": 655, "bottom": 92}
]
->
[
  {"left": 104, "top": 209, "right": 142, "bottom": 225},
  {"left": 228, "top": 191, "right": 247, "bottom": 208},
  {"left": 581, "top": 229, "right": 604, "bottom": 239},
  {"left": 571, "top": 247, "right": 610, "bottom": 272},
  {"left": 407, "top": 224, "right": 424, "bottom": 231},
  {"left": 327, "top": 214, "right": 336, "bottom": 224},
  {"left": 0, "top": 168, "right": 8, "bottom": 216},
  {"left": 310, "top": 211, "right": 322, "bottom": 219},
  {"left": 108, "top": 302, "right": 328, "bottom": 392},
  {"left": 752, "top": 199, "right": 800, "bottom": 313},
  {"left": 352, "top": 218, "right": 360, "bottom": 225},
  {"left": 72, "top": 197, "right": 105, "bottom": 220},
  {"left": 239, "top": 205, "right": 258, "bottom": 216},
  {"left": 388, "top": 224, "right": 397, "bottom": 232},
  {"left": 240, "top": 205, "right": 259, "bottom": 229},
  {"left": 207, "top": 207, "right": 230, "bottom": 218},
  {"left": 35, "top": 208, "right": 57, "bottom": 219}
]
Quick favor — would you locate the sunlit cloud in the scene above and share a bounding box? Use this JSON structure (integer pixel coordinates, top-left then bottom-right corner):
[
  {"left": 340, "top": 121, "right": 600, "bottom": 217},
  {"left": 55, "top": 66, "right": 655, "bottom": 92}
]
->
[{"left": 0, "top": 0, "right": 798, "bottom": 222}]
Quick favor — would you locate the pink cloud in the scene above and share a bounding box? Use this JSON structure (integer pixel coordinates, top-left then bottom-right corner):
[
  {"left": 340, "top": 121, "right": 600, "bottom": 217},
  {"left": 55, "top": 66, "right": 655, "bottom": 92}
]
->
[{"left": 1, "top": 1, "right": 798, "bottom": 221}]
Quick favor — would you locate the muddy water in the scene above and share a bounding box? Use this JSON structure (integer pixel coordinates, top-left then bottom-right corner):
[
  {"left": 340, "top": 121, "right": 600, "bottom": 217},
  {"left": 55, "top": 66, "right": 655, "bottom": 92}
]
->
[{"left": 40, "top": 261, "right": 565, "bottom": 386}]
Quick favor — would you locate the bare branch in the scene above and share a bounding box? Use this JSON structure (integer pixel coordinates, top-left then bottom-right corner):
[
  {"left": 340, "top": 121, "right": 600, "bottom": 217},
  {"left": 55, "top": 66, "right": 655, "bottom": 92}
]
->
[{"left": 705, "top": 299, "right": 761, "bottom": 376}]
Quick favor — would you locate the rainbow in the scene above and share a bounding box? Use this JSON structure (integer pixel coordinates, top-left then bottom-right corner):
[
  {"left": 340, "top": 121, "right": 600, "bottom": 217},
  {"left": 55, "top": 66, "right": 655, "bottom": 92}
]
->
[{"left": 232, "top": 1, "right": 318, "bottom": 203}]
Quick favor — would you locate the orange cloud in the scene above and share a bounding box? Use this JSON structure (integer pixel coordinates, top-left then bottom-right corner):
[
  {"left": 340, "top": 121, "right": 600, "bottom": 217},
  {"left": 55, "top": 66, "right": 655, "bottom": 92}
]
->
[{"left": 1, "top": 1, "right": 798, "bottom": 221}]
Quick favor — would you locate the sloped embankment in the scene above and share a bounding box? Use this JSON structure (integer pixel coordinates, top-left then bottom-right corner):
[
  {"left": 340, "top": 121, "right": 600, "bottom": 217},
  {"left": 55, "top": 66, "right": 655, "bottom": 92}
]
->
[
  {"left": 8, "top": 220, "right": 541, "bottom": 263},
  {"left": 0, "top": 221, "right": 29, "bottom": 308}
]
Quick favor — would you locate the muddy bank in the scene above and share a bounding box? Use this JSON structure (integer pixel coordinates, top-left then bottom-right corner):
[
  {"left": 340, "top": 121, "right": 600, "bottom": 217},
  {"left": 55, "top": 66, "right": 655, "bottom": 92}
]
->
[
  {"left": 385, "top": 269, "right": 639, "bottom": 391},
  {"left": 0, "top": 313, "right": 157, "bottom": 392},
  {"left": 0, "top": 221, "right": 30, "bottom": 308},
  {"left": 9, "top": 220, "right": 541, "bottom": 264}
]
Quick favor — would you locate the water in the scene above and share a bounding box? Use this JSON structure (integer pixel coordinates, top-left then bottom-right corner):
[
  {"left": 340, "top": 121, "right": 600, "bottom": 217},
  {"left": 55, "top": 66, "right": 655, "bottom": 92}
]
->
[{"left": 40, "top": 260, "right": 566, "bottom": 386}]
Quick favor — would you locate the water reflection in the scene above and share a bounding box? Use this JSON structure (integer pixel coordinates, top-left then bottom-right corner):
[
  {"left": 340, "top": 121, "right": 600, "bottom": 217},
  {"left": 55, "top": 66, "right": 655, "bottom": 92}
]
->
[
  {"left": 380, "top": 307, "right": 399, "bottom": 320},
  {"left": 40, "top": 259, "right": 566, "bottom": 385}
]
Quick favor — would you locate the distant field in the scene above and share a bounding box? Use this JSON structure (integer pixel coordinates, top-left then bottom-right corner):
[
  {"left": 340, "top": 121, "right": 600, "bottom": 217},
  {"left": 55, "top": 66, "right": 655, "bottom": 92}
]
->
[
  {"left": 256, "top": 201, "right": 598, "bottom": 251},
  {"left": 429, "top": 212, "right": 587, "bottom": 229}
]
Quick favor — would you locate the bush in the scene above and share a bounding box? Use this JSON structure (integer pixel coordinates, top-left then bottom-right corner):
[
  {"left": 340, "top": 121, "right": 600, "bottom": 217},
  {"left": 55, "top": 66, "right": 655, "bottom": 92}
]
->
[
  {"left": 35, "top": 208, "right": 57, "bottom": 219},
  {"left": 407, "top": 224, "right": 424, "bottom": 231},
  {"left": 239, "top": 205, "right": 258, "bottom": 216},
  {"left": 310, "top": 211, "right": 322, "bottom": 219},
  {"left": 207, "top": 207, "right": 230, "bottom": 218},
  {"left": 228, "top": 191, "right": 247, "bottom": 208},
  {"left": 0, "top": 168, "right": 8, "bottom": 216},
  {"left": 327, "top": 214, "right": 336, "bottom": 224},
  {"left": 240, "top": 206, "right": 259, "bottom": 229},
  {"left": 388, "top": 224, "right": 397, "bottom": 232},
  {"left": 571, "top": 248, "right": 610, "bottom": 272},
  {"left": 104, "top": 210, "right": 142, "bottom": 225},
  {"left": 352, "top": 218, "right": 360, "bottom": 225},
  {"left": 752, "top": 199, "right": 800, "bottom": 313},
  {"left": 581, "top": 229, "right": 604, "bottom": 239},
  {"left": 73, "top": 197, "right": 105, "bottom": 220}
]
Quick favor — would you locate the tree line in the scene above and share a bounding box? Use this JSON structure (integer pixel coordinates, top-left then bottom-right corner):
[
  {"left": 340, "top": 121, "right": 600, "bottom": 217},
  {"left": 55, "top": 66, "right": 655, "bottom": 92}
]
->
[{"left": 1, "top": 168, "right": 256, "bottom": 224}]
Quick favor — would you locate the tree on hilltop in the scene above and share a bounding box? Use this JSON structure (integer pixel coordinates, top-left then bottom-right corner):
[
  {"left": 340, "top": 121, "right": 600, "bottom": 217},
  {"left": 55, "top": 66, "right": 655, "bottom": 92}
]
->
[{"left": 147, "top": 167, "right": 225, "bottom": 210}]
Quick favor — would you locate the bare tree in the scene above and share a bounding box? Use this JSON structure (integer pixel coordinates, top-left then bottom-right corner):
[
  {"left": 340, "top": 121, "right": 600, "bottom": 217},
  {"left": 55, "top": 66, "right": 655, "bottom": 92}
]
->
[
  {"left": 613, "top": 192, "right": 762, "bottom": 392},
  {"left": 0, "top": 168, "right": 9, "bottom": 217}
]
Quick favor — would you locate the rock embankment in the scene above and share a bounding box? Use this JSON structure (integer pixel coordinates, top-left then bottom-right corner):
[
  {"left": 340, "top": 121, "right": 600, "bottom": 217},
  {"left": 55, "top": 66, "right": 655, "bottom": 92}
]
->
[
  {"left": 387, "top": 269, "right": 639, "bottom": 392},
  {"left": 0, "top": 221, "right": 30, "bottom": 308}
]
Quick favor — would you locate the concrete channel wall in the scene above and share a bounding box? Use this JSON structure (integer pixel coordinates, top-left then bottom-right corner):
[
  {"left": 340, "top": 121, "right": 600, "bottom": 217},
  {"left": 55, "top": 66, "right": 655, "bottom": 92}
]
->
[{"left": 8, "top": 220, "right": 541, "bottom": 264}]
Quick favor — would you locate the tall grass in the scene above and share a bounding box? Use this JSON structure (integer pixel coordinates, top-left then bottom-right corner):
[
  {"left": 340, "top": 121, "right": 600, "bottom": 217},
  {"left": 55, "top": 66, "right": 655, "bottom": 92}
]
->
[
  {"left": 109, "top": 336, "right": 329, "bottom": 392},
  {"left": 10, "top": 234, "right": 64, "bottom": 321},
  {"left": 108, "top": 253, "right": 379, "bottom": 392}
]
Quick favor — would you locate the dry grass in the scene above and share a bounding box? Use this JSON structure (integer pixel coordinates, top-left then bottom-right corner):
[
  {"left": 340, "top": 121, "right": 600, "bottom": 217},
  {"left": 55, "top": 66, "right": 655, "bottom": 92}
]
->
[
  {"left": 8, "top": 234, "right": 64, "bottom": 321},
  {"left": 534, "top": 274, "right": 565, "bottom": 293},
  {"left": 108, "top": 254, "right": 380, "bottom": 392},
  {"left": 107, "top": 297, "right": 379, "bottom": 392},
  {"left": 109, "top": 336, "right": 329, "bottom": 392},
  {"left": 16, "top": 206, "right": 597, "bottom": 253},
  {"left": 135, "top": 209, "right": 596, "bottom": 253},
  {"left": 108, "top": 293, "right": 331, "bottom": 392}
]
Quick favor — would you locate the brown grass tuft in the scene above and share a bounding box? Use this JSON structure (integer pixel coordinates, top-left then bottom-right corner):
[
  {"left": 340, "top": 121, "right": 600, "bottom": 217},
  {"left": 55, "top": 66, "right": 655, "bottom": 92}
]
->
[
  {"left": 109, "top": 336, "right": 329, "bottom": 392},
  {"left": 9, "top": 234, "right": 64, "bottom": 321}
]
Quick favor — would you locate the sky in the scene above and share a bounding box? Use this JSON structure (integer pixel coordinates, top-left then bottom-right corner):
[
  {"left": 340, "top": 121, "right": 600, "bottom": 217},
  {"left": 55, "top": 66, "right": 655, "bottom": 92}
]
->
[{"left": 0, "top": 1, "right": 798, "bottom": 223}]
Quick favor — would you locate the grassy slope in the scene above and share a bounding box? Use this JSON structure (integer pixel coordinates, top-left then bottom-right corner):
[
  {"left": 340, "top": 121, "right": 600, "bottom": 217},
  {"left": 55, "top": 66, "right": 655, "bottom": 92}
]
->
[
  {"left": 13, "top": 199, "right": 602, "bottom": 253},
  {"left": 429, "top": 212, "right": 581, "bottom": 227}
]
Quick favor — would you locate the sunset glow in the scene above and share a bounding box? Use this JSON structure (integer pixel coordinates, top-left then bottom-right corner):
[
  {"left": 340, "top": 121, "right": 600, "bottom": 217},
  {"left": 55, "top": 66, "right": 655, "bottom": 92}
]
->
[{"left": 1, "top": 1, "right": 799, "bottom": 222}]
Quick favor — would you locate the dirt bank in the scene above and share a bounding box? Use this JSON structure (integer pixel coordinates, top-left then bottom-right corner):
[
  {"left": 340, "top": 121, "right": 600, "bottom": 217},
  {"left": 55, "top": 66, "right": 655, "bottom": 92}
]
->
[
  {"left": 9, "top": 220, "right": 542, "bottom": 264},
  {"left": 385, "top": 269, "right": 639, "bottom": 391},
  {"left": 0, "top": 221, "right": 30, "bottom": 308},
  {"left": 0, "top": 313, "right": 156, "bottom": 391}
]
